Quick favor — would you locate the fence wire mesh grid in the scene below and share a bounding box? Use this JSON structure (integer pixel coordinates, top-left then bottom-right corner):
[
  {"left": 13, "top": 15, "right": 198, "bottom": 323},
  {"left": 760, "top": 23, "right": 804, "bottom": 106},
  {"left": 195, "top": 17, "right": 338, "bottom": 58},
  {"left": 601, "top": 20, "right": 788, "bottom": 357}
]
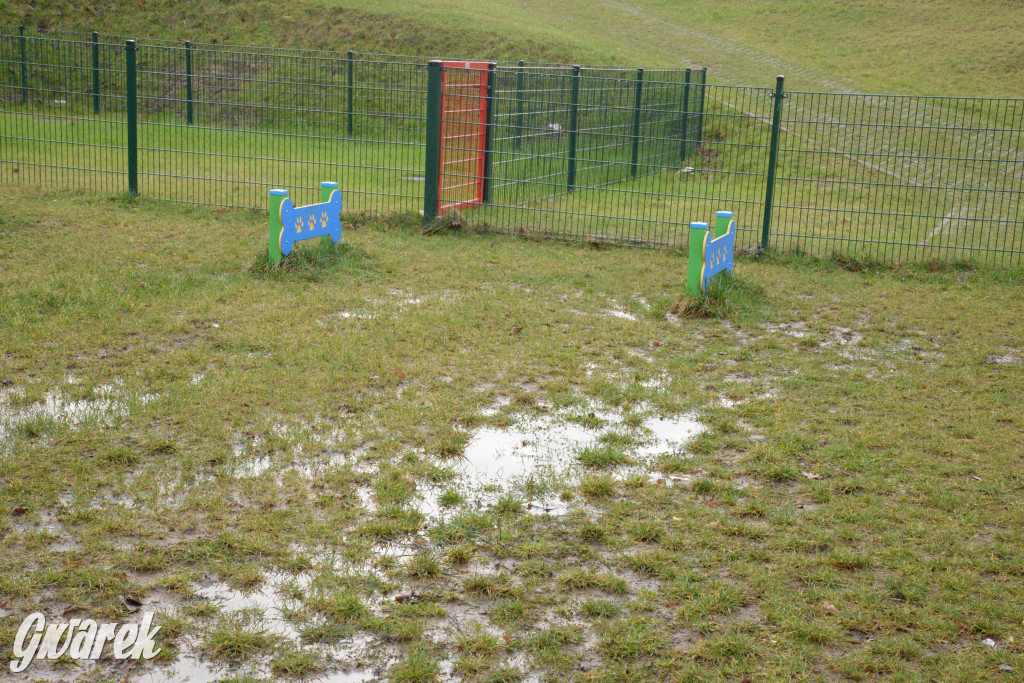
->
[{"left": 2, "top": 26, "right": 1022, "bottom": 266}]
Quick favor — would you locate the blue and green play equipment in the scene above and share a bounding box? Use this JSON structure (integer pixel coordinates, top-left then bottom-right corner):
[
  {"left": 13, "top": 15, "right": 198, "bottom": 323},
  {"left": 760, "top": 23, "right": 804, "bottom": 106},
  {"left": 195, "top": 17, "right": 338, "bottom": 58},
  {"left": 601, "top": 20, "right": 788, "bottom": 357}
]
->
[
  {"left": 686, "top": 210, "right": 736, "bottom": 295},
  {"left": 268, "top": 182, "right": 343, "bottom": 264}
]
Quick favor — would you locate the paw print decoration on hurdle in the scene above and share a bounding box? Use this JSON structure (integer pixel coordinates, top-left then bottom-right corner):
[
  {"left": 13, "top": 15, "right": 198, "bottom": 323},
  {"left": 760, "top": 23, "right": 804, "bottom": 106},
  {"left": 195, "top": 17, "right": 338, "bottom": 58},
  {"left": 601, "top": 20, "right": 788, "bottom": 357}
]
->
[
  {"left": 686, "top": 211, "right": 737, "bottom": 295},
  {"left": 267, "top": 182, "right": 343, "bottom": 265}
]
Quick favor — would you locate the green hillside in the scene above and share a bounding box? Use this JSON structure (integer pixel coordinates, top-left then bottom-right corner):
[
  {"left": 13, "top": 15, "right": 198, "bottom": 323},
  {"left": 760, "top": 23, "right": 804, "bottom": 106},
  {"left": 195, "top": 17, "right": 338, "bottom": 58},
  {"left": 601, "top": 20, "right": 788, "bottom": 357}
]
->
[{"left": 4, "top": 0, "right": 1024, "bottom": 96}]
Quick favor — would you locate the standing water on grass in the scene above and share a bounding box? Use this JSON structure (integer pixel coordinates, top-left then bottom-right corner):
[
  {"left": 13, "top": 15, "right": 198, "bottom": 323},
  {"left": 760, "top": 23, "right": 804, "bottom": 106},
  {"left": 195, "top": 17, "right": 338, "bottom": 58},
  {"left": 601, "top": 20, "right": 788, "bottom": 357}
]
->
[{"left": 460, "top": 402, "right": 705, "bottom": 484}]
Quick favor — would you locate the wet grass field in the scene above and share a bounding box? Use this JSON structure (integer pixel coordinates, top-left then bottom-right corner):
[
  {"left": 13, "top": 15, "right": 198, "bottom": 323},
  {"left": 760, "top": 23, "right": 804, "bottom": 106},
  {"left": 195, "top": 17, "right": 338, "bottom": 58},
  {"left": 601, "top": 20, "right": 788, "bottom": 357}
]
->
[{"left": 1, "top": 185, "right": 1023, "bottom": 681}]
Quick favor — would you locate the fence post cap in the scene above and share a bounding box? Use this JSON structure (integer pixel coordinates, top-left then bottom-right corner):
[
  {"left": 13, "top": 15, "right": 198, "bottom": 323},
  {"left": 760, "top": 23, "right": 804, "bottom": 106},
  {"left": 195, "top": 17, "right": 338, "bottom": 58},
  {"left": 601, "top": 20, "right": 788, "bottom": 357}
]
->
[
  {"left": 715, "top": 211, "right": 733, "bottom": 218},
  {"left": 690, "top": 221, "right": 709, "bottom": 230},
  {"left": 269, "top": 189, "right": 289, "bottom": 196},
  {"left": 320, "top": 181, "right": 338, "bottom": 189}
]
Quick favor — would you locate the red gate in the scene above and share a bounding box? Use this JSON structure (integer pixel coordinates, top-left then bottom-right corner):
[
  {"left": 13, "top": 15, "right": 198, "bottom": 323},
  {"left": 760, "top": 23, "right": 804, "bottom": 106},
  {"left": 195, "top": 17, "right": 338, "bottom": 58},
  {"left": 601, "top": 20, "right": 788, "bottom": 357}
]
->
[{"left": 438, "top": 61, "right": 490, "bottom": 213}]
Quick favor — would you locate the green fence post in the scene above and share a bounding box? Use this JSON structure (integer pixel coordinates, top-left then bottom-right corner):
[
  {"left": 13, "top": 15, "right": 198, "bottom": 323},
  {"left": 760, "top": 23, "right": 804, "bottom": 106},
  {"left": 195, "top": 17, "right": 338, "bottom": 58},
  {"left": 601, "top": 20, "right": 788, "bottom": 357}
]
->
[
  {"left": 695, "top": 67, "right": 708, "bottom": 146},
  {"left": 347, "top": 50, "right": 354, "bottom": 137},
  {"left": 514, "top": 60, "right": 525, "bottom": 150},
  {"left": 126, "top": 40, "right": 138, "bottom": 196},
  {"left": 567, "top": 64, "right": 580, "bottom": 192},
  {"left": 92, "top": 32, "right": 101, "bottom": 114},
  {"left": 482, "top": 62, "right": 497, "bottom": 203},
  {"left": 760, "top": 75, "right": 785, "bottom": 253},
  {"left": 19, "top": 25, "right": 27, "bottom": 104},
  {"left": 423, "top": 60, "right": 443, "bottom": 227},
  {"left": 679, "top": 68, "right": 691, "bottom": 161},
  {"left": 185, "top": 41, "right": 194, "bottom": 125},
  {"left": 630, "top": 67, "right": 644, "bottom": 178},
  {"left": 686, "top": 221, "right": 708, "bottom": 295}
]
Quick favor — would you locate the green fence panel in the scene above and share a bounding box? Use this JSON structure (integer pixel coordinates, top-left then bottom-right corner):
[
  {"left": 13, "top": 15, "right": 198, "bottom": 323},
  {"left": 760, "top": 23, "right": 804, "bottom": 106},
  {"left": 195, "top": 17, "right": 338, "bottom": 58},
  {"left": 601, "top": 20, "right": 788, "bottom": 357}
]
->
[{"left": 1, "top": 25, "right": 1022, "bottom": 265}]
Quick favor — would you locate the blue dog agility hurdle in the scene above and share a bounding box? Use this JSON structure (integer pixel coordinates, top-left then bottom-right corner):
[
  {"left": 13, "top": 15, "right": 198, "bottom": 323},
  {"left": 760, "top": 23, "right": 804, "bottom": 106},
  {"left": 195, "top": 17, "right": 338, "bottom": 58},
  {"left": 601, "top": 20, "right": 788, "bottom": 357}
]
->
[
  {"left": 268, "top": 182, "right": 343, "bottom": 265},
  {"left": 686, "top": 211, "right": 736, "bottom": 295}
]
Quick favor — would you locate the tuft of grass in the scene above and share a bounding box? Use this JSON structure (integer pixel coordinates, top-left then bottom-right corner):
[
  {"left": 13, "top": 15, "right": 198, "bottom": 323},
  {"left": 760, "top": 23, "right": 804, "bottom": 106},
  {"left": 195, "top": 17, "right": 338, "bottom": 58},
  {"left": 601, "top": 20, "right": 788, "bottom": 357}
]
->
[
  {"left": 490, "top": 599, "right": 528, "bottom": 627},
  {"left": 438, "top": 488, "right": 467, "bottom": 508},
  {"left": 248, "top": 240, "right": 374, "bottom": 282},
  {"left": 492, "top": 494, "right": 524, "bottom": 516},
  {"left": 626, "top": 550, "right": 676, "bottom": 580},
  {"left": 270, "top": 647, "right": 325, "bottom": 677},
  {"left": 629, "top": 521, "right": 663, "bottom": 544},
  {"left": 306, "top": 588, "right": 368, "bottom": 624},
  {"left": 391, "top": 643, "right": 440, "bottom": 683},
  {"left": 556, "top": 569, "right": 628, "bottom": 594},
  {"left": 579, "top": 521, "right": 606, "bottom": 543},
  {"left": 577, "top": 444, "right": 633, "bottom": 469},
  {"left": 485, "top": 664, "right": 524, "bottom": 683},
  {"left": 580, "top": 599, "right": 620, "bottom": 619},
  {"left": 579, "top": 473, "right": 616, "bottom": 497},
  {"left": 423, "top": 212, "right": 468, "bottom": 236},
  {"left": 671, "top": 275, "right": 764, "bottom": 320},
  {"left": 407, "top": 550, "right": 442, "bottom": 578},
  {"left": 464, "top": 573, "right": 516, "bottom": 597},
  {"left": 455, "top": 624, "right": 506, "bottom": 657},
  {"left": 445, "top": 544, "right": 475, "bottom": 565},
  {"left": 204, "top": 615, "right": 278, "bottom": 661},
  {"left": 597, "top": 616, "right": 667, "bottom": 662}
]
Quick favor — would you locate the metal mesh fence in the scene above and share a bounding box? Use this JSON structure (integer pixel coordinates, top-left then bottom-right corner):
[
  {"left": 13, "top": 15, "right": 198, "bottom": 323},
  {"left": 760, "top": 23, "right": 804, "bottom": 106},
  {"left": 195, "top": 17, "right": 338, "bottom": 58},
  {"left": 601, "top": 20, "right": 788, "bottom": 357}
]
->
[
  {"left": 2, "top": 26, "right": 1023, "bottom": 266},
  {"left": 770, "top": 92, "right": 1024, "bottom": 264},
  {"left": 0, "top": 31, "right": 126, "bottom": 193},
  {"left": 470, "top": 66, "right": 764, "bottom": 248},
  {"left": 132, "top": 44, "right": 429, "bottom": 210}
]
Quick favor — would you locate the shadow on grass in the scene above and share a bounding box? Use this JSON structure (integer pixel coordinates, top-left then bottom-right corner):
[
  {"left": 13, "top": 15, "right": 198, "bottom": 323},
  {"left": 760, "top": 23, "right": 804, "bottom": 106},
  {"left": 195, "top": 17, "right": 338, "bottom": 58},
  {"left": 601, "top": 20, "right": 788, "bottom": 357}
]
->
[
  {"left": 248, "top": 239, "right": 377, "bottom": 282},
  {"left": 671, "top": 274, "right": 765, "bottom": 320}
]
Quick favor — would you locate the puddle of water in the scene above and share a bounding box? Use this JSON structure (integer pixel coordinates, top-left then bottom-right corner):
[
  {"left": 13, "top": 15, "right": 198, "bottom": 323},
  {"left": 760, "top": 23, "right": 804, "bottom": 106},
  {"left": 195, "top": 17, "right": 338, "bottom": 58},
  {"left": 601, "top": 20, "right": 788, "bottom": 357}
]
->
[
  {"left": 639, "top": 372, "right": 669, "bottom": 389},
  {"left": 461, "top": 412, "right": 605, "bottom": 483},
  {"left": 136, "top": 634, "right": 385, "bottom": 683},
  {"left": 602, "top": 308, "right": 638, "bottom": 321},
  {"left": 761, "top": 322, "right": 809, "bottom": 338},
  {"left": 337, "top": 310, "right": 375, "bottom": 320},
  {"left": 459, "top": 403, "right": 705, "bottom": 492},
  {"left": 0, "top": 384, "right": 155, "bottom": 442},
  {"left": 833, "top": 327, "right": 863, "bottom": 345},
  {"left": 195, "top": 575, "right": 305, "bottom": 640},
  {"left": 635, "top": 415, "right": 704, "bottom": 457},
  {"left": 479, "top": 395, "right": 512, "bottom": 417},
  {"left": 133, "top": 573, "right": 392, "bottom": 683}
]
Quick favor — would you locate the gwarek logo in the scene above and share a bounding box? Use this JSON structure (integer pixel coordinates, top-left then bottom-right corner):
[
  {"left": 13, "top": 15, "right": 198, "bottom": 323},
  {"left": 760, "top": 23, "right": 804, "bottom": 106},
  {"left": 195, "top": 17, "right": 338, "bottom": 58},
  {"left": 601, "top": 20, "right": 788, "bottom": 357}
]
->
[{"left": 10, "top": 612, "right": 162, "bottom": 673}]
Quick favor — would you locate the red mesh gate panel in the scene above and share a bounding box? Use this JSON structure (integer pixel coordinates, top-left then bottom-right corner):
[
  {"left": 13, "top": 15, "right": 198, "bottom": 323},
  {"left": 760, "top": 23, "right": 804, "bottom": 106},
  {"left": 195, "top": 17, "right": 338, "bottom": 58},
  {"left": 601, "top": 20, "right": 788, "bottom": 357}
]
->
[{"left": 438, "top": 61, "right": 489, "bottom": 213}]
